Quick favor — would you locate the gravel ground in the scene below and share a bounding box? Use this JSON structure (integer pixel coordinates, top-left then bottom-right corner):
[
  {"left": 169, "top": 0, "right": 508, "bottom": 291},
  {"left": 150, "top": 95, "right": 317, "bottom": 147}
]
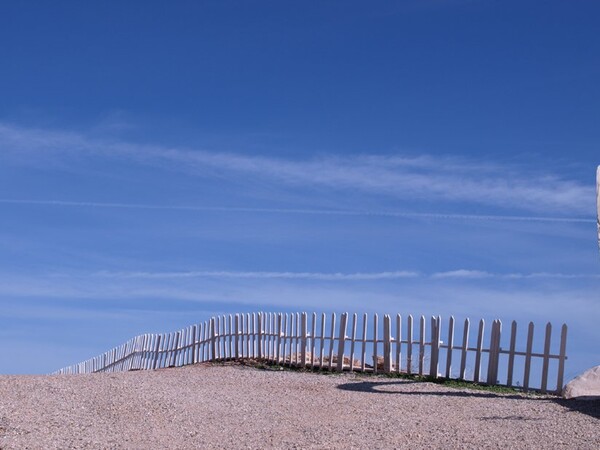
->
[{"left": 0, "top": 362, "right": 598, "bottom": 449}]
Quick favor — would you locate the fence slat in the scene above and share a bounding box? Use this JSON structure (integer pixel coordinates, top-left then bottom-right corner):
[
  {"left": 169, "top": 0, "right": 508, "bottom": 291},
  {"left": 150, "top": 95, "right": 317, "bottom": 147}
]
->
[
  {"left": 276, "top": 313, "right": 282, "bottom": 363},
  {"left": 309, "top": 313, "right": 316, "bottom": 368},
  {"left": 523, "top": 322, "right": 535, "bottom": 393},
  {"left": 350, "top": 313, "right": 357, "bottom": 372},
  {"left": 429, "top": 316, "right": 440, "bottom": 378},
  {"left": 459, "top": 319, "right": 470, "bottom": 380},
  {"left": 407, "top": 315, "right": 413, "bottom": 375},
  {"left": 473, "top": 319, "right": 485, "bottom": 383},
  {"left": 319, "top": 313, "right": 326, "bottom": 369},
  {"left": 418, "top": 315, "right": 425, "bottom": 376},
  {"left": 506, "top": 321, "right": 517, "bottom": 387},
  {"left": 445, "top": 316, "right": 455, "bottom": 379},
  {"left": 301, "top": 312, "right": 308, "bottom": 367},
  {"left": 556, "top": 324, "right": 568, "bottom": 394},
  {"left": 328, "top": 313, "right": 336, "bottom": 371},
  {"left": 335, "top": 313, "right": 346, "bottom": 372},
  {"left": 373, "top": 314, "right": 379, "bottom": 374},
  {"left": 294, "top": 313, "right": 300, "bottom": 366},
  {"left": 540, "top": 322, "right": 552, "bottom": 394},
  {"left": 383, "top": 315, "right": 392, "bottom": 373},
  {"left": 395, "top": 314, "right": 402, "bottom": 374},
  {"left": 360, "top": 313, "right": 368, "bottom": 372}
]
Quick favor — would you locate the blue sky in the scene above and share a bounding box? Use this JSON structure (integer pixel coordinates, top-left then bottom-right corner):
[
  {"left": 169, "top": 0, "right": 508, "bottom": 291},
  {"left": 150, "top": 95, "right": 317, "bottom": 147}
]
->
[{"left": 0, "top": 1, "right": 599, "bottom": 379}]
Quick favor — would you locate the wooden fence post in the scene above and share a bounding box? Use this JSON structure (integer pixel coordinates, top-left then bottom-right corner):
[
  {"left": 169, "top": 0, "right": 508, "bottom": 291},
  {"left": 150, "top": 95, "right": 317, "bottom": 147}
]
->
[
  {"left": 373, "top": 314, "right": 379, "bottom": 374},
  {"left": 319, "top": 313, "right": 326, "bottom": 369},
  {"left": 210, "top": 317, "right": 217, "bottom": 362},
  {"left": 406, "top": 315, "right": 413, "bottom": 375},
  {"left": 191, "top": 325, "right": 197, "bottom": 364},
  {"left": 418, "top": 315, "right": 425, "bottom": 376},
  {"left": 349, "top": 313, "right": 357, "bottom": 372},
  {"left": 429, "top": 316, "right": 440, "bottom": 378},
  {"left": 383, "top": 315, "right": 392, "bottom": 373},
  {"left": 328, "top": 313, "right": 336, "bottom": 371},
  {"left": 473, "top": 319, "right": 485, "bottom": 382},
  {"left": 395, "top": 314, "right": 402, "bottom": 374},
  {"left": 336, "top": 312, "right": 348, "bottom": 372},
  {"left": 276, "top": 313, "right": 282, "bottom": 363},
  {"left": 540, "top": 322, "right": 552, "bottom": 393},
  {"left": 523, "top": 322, "right": 534, "bottom": 392},
  {"left": 445, "top": 316, "right": 455, "bottom": 379},
  {"left": 506, "top": 321, "right": 517, "bottom": 387},
  {"left": 459, "top": 318, "right": 470, "bottom": 380},
  {"left": 301, "top": 312, "right": 308, "bottom": 367},
  {"left": 258, "top": 312, "right": 263, "bottom": 360},
  {"left": 486, "top": 320, "right": 501, "bottom": 385},
  {"left": 234, "top": 314, "right": 240, "bottom": 359},
  {"left": 556, "top": 324, "right": 568, "bottom": 394},
  {"left": 360, "top": 313, "right": 368, "bottom": 372},
  {"left": 152, "top": 335, "right": 161, "bottom": 370}
]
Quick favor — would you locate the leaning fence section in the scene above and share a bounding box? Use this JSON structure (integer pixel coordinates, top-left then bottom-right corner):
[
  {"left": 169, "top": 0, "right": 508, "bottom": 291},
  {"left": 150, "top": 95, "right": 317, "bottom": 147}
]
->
[{"left": 53, "top": 312, "right": 568, "bottom": 394}]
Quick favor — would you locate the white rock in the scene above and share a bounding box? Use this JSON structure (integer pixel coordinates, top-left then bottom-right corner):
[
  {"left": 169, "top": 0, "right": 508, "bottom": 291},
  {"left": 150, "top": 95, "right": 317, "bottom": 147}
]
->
[{"left": 563, "top": 365, "right": 600, "bottom": 400}]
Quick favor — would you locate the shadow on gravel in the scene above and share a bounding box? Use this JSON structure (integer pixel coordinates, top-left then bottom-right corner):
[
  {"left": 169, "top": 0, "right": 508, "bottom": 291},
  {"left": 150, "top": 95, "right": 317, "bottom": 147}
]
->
[
  {"left": 337, "top": 380, "right": 531, "bottom": 400},
  {"left": 552, "top": 399, "right": 600, "bottom": 420},
  {"left": 336, "top": 380, "right": 600, "bottom": 420}
]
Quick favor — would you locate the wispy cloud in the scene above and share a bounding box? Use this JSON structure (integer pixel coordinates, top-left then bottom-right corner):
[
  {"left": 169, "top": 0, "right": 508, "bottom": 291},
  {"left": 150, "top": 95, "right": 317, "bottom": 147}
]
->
[
  {"left": 0, "top": 122, "right": 595, "bottom": 215},
  {"left": 431, "top": 270, "right": 492, "bottom": 279},
  {"left": 94, "top": 270, "right": 420, "bottom": 281},
  {"left": 0, "top": 199, "right": 595, "bottom": 223},
  {"left": 92, "top": 269, "right": 600, "bottom": 281}
]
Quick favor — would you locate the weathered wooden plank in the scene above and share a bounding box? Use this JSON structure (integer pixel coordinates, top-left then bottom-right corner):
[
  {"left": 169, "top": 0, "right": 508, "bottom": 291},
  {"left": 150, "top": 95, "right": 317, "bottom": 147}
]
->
[
  {"left": 360, "top": 313, "right": 368, "bottom": 372},
  {"left": 506, "top": 321, "right": 517, "bottom": 387},
  {"left": 473, "top": 319, "right": 485, "bottom": 383},
  {"left": 407, "top": 315, "right": 413, "bottom": 375},
  {"left": 540, "top": 322, "right": 552, "bottom": 393},
  {"left": 294, "top": 313, "right": 300, "bottom": 366},
  {"left": 246, "top": 313, "right": 252, "bottom": 359},
  {"left": 445, "top": 316, "right": 455, "bottom": 379},
  {"left": 556, "top": 324, "right": 568, "bottom": 394},
  {"left": 251, "top": 313, "right": 256, "bottom": 359},
  {"left": 240, "top": 314, "right": 246, "bottom": 359},
  {"left": 228, "top": 315, "right": 234, "bottom": 360},
  {"left": 459, "top": 318, "right": 470, "bottom": 380},
  {"left": 220, "top": 315, "right": 226, "bottom": 359},
  {"left": 152, "top": 335, "right": 162, "bottom": 369},
  {"left": 523, "top": 322, "right": 535, "bottom": 392},
  {"left": 210, "top": 318, "right": 217, "bottom": 361},
  {"left": 418, "top": 315, "right": 425, "bottom": 376},
  {"left": 349, "top": 313, "right": 357, "bottom": 372},
  {"left": 486, "top": 320, "right": 501, "bottom": 385},
  {"left": 256, "top": 312, "right": 261, "bottom": 360},
  {"left": 383, "top": 315, "right": 392, "bottom": 373},
  {"left": 429, "top": 316, "right": 440, "bottom": 378},
  {"left": 328, "top": 313, "right": 336, "bottom": 371},
  {"left": 277, "top": 313, "right": 283, "bottom": 363},
  {"left": 395, "top": 314, "right": 402, "bottom": 374},
  {"left": 301, "top": 312, "right": 308, "bottom": 367},
  {"left": 373, "top": 314, "right": 379, "bottom": 374},
  {"left": 232, "top": 314, "right": 239, "bottom": 359},
  {"left": 282, "top": 313, "right": 289, "bottom": 365},
  {"left": 337, "top": 312, "right": 348, "bottom": 372},
  {"left": 203, "top": 321, "right": 209, "bottom": 362},
  {"left": 319, "top": 313, "right": 326, "bottom": 369}
]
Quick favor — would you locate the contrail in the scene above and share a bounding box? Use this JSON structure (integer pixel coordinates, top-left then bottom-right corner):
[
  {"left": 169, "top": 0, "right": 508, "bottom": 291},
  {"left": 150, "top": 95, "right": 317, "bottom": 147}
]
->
[{"left": 0, "top": 199, "right": 595, "bottom": 224}]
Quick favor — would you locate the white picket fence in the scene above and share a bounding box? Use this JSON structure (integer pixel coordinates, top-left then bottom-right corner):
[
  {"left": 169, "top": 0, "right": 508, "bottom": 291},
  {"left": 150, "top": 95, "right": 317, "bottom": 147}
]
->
[{"left": 53, "top": 312, "right": 568, "bottom": 394}]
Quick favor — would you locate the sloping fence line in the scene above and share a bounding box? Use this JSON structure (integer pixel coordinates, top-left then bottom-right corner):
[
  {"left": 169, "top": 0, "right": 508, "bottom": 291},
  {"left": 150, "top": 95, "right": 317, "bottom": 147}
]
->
[{"left": 53, "top": 311, "right": 568, "bottom": 394}]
